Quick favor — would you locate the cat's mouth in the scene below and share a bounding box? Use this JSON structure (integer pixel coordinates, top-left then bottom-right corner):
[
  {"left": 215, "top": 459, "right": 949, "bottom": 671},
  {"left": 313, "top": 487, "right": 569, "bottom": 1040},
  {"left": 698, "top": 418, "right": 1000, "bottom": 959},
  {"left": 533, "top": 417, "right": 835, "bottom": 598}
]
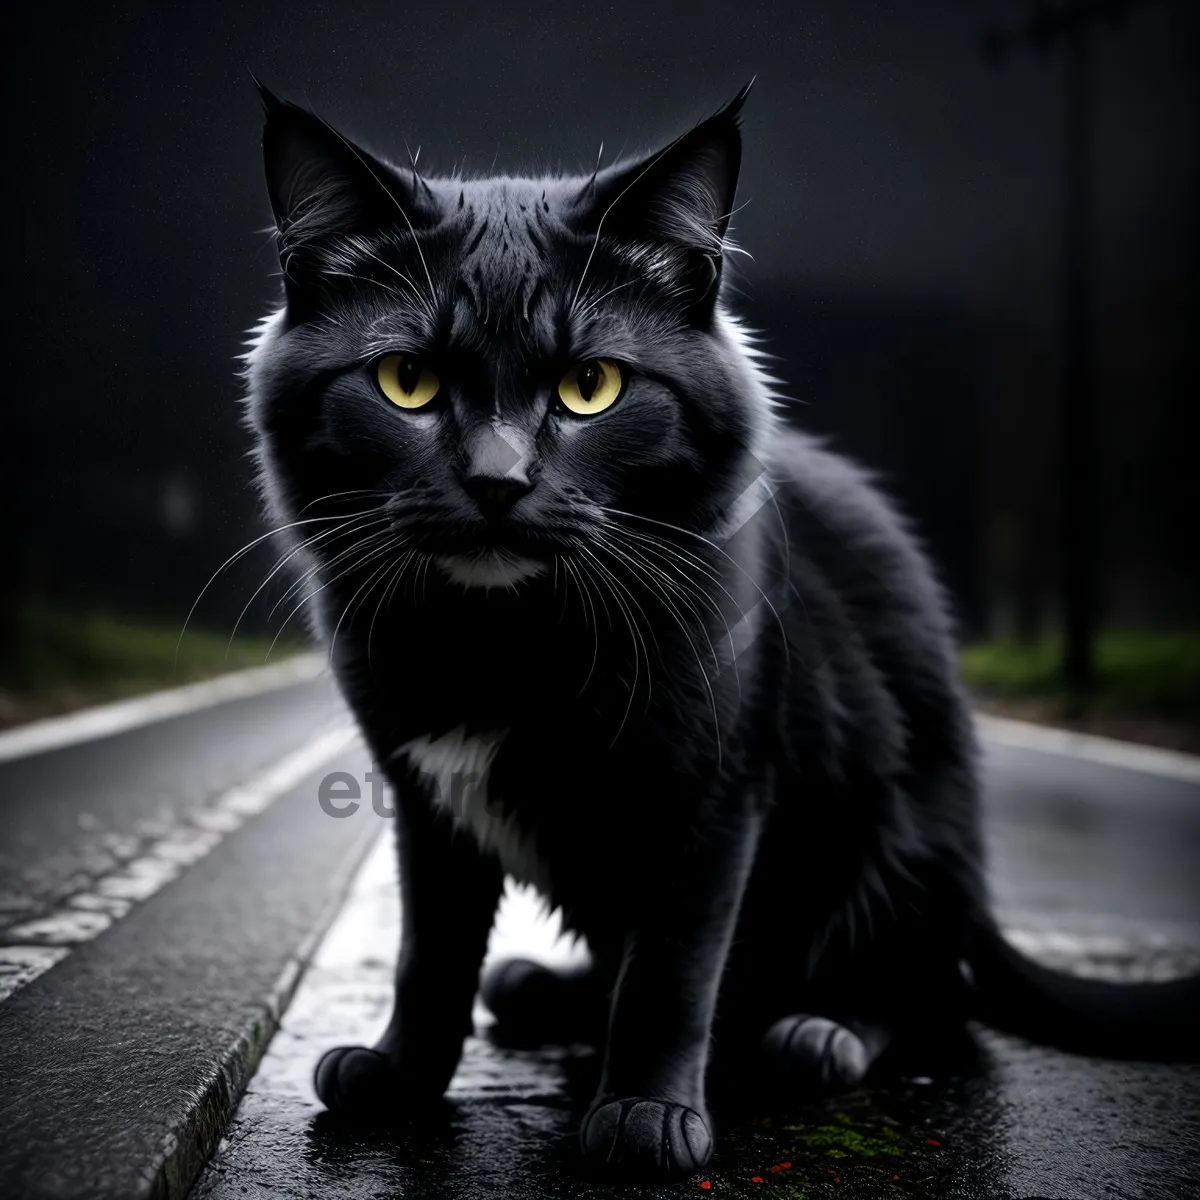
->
[
  {"left": 414, "top": 520, "right": 577, "bottom": 590},
  {"left": 415, "top": 520, "right": 579, "bottom": 561}
]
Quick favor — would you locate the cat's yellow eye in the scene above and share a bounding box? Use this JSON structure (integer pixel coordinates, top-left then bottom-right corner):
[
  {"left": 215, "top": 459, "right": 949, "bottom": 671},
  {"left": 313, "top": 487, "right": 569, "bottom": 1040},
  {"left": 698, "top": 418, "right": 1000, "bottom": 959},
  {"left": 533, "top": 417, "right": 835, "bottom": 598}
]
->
[
  {"left": 557, "top": 358, "right": 623, "bottom": 416},
  {"left": 377, "top": 354, "right": 440, "bottom": 410}
]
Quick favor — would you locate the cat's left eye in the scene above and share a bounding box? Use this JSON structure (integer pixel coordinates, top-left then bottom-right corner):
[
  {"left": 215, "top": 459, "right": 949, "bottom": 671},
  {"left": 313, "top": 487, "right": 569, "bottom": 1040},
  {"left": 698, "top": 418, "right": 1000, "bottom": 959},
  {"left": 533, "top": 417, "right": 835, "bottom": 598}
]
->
[
  {"left": 376, "top": 354, "right": 440, "bottom": 410},
  {"left": 558, "top": 358, "right": 623, "bottom": 416}
]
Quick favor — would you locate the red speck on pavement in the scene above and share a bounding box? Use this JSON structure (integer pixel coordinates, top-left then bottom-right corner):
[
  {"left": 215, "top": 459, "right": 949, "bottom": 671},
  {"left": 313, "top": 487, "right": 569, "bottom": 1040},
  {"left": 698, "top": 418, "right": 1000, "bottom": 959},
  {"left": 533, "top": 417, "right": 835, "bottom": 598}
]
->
[
  {"left": 926, "top": 1137, "right": 942, "bottom": 1147},
  {"left": 769, "top": 1161, "right": 793, "bottom": 1172},
  {"left": 751, "top": 1177, "right": 764, "bottom": 1184},
  {"left": 699, "top": 1181, "right": 711, "bottom": 1190}
]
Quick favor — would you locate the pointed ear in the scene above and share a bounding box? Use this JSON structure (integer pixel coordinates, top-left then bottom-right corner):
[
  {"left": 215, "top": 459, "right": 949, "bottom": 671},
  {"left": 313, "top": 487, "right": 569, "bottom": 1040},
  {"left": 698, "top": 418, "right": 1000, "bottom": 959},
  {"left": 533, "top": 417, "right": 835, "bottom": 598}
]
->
[
  {"left": 576, "top": 83, "right": 750, "bottom": 318},
  {"left": 255, "top": 83, "right": 439, "bottom": 309}
]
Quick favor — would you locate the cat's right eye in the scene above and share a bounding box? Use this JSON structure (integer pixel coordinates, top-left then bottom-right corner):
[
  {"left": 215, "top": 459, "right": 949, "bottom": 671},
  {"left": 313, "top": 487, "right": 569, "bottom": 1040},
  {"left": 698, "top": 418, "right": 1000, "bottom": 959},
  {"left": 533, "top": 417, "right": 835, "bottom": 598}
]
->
[{"left": 376, "top": 354, "right": 440, "bottom": 410}]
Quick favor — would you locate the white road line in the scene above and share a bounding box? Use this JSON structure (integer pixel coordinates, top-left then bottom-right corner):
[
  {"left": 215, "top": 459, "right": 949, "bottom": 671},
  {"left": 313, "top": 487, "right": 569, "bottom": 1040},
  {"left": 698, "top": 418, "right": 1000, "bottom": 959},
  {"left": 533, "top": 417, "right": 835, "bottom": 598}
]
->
[
  {"left": 976, "top": 713, "right": 1200, "bottom": 784},
  {"left": 0, "top": 724, "right": 358, "bottom": 1004},
  {"left": 1, "top": 654, "right": 1193, "bottom": 782},
  {"left": 0, "top": 653, "right": 328, "bottom": 765},
  {"left": 224, "top": 828, "right": 591, "bottom": 1108},
  {"left": 1004, "top": 927, "right": 1200, "bottom": 983}
]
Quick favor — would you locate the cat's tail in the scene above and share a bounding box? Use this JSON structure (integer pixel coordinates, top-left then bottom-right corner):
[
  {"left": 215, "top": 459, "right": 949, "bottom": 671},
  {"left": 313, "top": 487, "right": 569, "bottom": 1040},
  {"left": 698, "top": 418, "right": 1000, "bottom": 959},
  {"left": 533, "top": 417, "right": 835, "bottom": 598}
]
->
[{"left": 966, "top": 921, "right": 1200, "bottom": 1061}]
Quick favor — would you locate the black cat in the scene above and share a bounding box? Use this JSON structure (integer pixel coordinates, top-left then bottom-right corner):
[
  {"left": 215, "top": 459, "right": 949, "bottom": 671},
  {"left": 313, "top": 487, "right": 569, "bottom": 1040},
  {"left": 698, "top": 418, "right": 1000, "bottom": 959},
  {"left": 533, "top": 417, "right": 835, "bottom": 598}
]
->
[{"left": 244, "top": 84, "right": 1198, "bottom": 1180}]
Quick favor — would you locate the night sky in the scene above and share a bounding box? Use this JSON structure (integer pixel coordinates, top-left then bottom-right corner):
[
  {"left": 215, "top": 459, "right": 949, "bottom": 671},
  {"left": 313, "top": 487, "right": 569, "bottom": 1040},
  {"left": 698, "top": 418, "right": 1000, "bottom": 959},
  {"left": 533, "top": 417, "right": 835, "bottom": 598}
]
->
[{"left": 6, "top": 0, "right": 1197, "bottom": 633}]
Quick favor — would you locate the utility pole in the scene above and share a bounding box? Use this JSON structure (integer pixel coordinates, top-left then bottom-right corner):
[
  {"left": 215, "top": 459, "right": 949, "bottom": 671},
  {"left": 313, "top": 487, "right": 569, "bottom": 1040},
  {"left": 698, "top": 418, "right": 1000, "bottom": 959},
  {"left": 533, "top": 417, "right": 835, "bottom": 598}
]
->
[{"left": 982, "top": 1, "right": 1140, "bottom": 694}]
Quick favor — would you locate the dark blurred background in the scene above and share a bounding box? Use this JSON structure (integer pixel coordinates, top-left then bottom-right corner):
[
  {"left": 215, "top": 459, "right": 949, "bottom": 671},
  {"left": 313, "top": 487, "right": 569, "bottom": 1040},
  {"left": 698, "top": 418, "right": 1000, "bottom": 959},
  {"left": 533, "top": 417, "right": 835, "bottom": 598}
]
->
[{"left": 2, "top": 0, "right": 1197, "bottom": 737}]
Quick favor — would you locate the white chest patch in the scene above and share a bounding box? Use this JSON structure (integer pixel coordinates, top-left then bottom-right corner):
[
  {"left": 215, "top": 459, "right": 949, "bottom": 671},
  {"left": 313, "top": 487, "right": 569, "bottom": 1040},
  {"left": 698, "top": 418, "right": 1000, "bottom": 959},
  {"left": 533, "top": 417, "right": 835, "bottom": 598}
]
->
[{"left": 399, "top": 727, "right": 550, "bottom": 892}]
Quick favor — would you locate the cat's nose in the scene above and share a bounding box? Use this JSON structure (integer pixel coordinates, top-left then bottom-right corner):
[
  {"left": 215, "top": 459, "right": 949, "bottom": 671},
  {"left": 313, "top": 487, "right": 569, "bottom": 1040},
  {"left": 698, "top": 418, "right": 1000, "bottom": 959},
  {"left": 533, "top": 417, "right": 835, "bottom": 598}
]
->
[
  {"left": 460, "top": 424, "right": 535, "bottom": 517},
  {"left": 462, "top": 472, "right": 533, "bottom": 516}
]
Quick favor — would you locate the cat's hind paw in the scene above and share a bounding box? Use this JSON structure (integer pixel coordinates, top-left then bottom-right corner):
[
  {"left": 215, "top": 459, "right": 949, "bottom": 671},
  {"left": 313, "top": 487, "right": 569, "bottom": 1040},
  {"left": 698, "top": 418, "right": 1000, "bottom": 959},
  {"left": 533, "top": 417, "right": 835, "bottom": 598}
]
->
[
  {"left": 580, "top": 1096, "right": 713, "bottom": 1179},
  {"left": 480, "top": 956, "right": 605, "bottom": 1046},
  {"left": 314, "top": 1045, "right": 402, "bottom": 1115},
  {"left": 760, "top": 1013, "right": 872, "bottom": 1089}
]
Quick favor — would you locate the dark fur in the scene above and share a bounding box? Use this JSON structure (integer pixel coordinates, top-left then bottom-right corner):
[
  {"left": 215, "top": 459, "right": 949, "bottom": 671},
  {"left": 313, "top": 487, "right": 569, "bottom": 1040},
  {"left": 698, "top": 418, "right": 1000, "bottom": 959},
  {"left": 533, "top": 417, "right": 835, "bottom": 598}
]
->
[{"left": 243, "top": 85, "right": 1199, "bottom": 1180}]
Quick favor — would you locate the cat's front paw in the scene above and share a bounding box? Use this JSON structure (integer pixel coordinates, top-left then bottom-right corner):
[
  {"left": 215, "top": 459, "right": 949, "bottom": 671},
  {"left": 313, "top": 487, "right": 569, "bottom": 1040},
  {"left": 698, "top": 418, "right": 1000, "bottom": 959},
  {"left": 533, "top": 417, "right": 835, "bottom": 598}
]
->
[{"left": 580, "top": 1096, "right": 713, "bottom": 1179}]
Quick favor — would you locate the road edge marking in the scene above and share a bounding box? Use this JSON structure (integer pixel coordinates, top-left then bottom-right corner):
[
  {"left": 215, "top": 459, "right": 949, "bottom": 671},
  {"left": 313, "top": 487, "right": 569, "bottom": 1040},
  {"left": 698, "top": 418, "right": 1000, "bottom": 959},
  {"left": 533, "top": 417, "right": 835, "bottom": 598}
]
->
[
  {"left": 0, "top": 653, "right": 327, "bottom": 765},
  {"left": 976, "top": 713, "right": 1200, "bottom": 784},
  {"left": 0, "top": 724, "right": 358, "bottom": 1003}
]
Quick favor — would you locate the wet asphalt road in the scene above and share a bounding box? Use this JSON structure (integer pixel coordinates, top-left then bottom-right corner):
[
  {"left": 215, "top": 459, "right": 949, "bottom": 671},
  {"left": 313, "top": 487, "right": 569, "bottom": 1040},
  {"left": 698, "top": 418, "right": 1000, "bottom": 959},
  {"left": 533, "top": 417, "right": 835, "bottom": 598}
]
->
[
  {"left": 0, "top": 672, "right": 1197, "bottom": 1199},
  {"left": 198, "top": 717, "right": 1200, "bottom": 1199},
  {"left": 192, "top": 827, "right": 1200, "bottom": 1200}
]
